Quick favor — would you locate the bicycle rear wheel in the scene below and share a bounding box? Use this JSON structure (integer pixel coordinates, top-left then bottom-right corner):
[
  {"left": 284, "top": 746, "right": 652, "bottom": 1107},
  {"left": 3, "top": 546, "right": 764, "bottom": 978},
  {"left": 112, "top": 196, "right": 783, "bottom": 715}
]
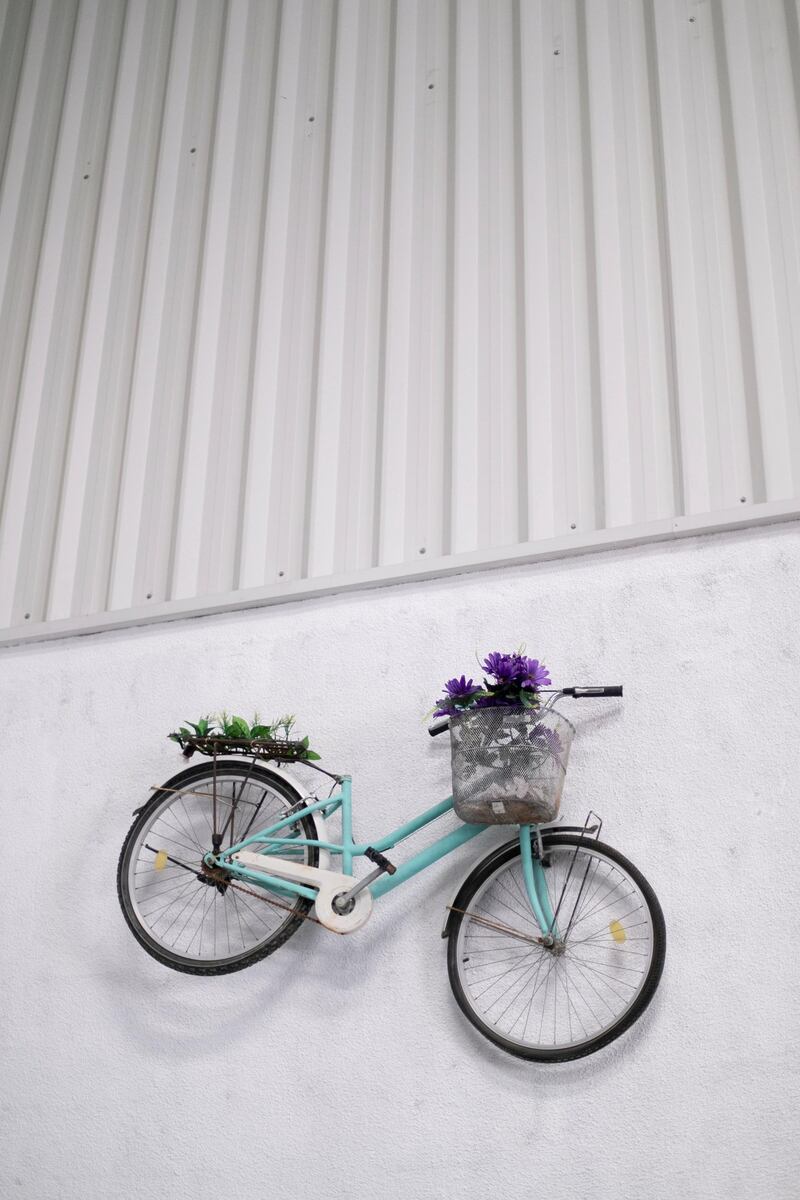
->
[
  {"left": 117, "top": 760, "right": 319, "bottom": 975},
  {"left": 447, "top": 834, "right": 665, "bottom": 1061}
]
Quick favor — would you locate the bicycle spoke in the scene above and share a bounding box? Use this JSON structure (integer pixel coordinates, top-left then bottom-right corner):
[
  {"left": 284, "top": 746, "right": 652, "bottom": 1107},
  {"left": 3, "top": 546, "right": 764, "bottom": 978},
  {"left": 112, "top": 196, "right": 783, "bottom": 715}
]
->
[
  {"left": 455, "top": 842, "right": 658, "bottom": 1054},
  {"left": 125, "top": 768, "right": 315, "bottom": 964}
]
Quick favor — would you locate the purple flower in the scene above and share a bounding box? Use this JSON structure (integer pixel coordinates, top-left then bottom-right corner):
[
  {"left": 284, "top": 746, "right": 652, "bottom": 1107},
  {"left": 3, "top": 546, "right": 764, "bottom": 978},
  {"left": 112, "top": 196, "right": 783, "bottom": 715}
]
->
[
  {"left": 520, "top": 658, "right": 551, "bottom": 689},
  {"left": 482, "top": 651, "right": 551, "bottom": 690},
  {"left": 444, "top": 675, "right": 481, "bottom": 700},
  {"left": 482, "top": 652, "right": 518, "bottom": 682},
  {"left": 433, "top": 650, "right": 552, "bottom": 717},
  {"left": 434, "top": 675, "right": 482, "bottom": 717}
]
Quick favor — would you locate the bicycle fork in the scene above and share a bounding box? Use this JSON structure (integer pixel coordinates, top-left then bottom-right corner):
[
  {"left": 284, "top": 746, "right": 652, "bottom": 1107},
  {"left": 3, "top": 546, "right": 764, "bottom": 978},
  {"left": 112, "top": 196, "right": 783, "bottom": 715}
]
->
[{"left": 519, "top": 825, "right": 560, "bottom": 945}]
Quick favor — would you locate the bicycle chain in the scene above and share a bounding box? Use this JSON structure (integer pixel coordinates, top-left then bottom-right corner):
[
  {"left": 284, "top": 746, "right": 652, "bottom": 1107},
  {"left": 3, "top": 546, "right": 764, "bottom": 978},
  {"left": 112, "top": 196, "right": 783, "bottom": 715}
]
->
[{"left": 210, "top": 874, "right": 344, "bottom": 934}]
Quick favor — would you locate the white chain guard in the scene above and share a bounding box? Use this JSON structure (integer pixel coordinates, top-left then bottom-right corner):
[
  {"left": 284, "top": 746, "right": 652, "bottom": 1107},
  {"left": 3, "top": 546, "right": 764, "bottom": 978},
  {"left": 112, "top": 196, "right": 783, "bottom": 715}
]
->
[{"left": 231, "top": 852, "right": 373, "bottom": 934}]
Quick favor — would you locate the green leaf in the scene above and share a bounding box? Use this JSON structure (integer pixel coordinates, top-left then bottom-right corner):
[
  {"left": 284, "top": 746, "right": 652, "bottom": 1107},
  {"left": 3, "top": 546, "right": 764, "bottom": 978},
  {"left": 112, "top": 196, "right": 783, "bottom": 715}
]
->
[
  {"left": 250, "top": 724, "right": 274, "bottom": 740},
  {"left": 303, "top": 750, "right": 321, "bottom": 761}
]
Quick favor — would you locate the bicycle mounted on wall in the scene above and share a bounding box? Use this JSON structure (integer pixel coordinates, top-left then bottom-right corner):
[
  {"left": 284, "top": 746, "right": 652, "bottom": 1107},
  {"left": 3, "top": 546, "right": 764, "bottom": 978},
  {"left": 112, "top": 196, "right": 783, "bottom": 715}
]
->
[{"left": 117, "top": 685, "right": 666, "bottom": 1063}]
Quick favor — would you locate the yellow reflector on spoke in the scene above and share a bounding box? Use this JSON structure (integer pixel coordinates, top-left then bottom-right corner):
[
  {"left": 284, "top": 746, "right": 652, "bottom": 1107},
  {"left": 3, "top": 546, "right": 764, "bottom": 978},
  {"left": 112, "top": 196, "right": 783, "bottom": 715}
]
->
[
  {"left": 154, "top": 851, "right": 169, "bottom": 871},
  {"left": 609, "top": 919, "right": 626, "bottom": 943}
]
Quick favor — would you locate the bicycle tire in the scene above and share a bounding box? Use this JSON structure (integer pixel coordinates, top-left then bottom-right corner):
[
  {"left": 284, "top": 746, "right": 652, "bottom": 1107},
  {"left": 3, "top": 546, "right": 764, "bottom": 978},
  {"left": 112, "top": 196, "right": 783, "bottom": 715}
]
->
[
  {"left": 447, "top": 834, "right": 666, "bottom": 1062},
  {"left": 117, "top": 760, "right": 319, "bottom": 976}
]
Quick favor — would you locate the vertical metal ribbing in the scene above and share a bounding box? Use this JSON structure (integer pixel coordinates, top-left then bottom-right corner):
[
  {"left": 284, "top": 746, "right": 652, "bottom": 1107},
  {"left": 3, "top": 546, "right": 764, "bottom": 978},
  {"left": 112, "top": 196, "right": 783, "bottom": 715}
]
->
[
  {"left": 371, "top": 0, "right": 397, "bottom": 569},
  {"left": 104, "top": 0, "right": 178, "bottom": 615},
  {"left": 583, "top": 0, "right": 677, "bottom": 530},
  {"left": 300, "top": 0, "right": 339, "bottom": 580},
  {"left": 234, "top": 0, "right": 284, "bottom": 594},
  {"left": 441, "top": 0, "right": 456, "bottom": 560},
  {"left": 2, "top": 0, "right": 800, "bottom": 641},
  {"left": 378, "top": 0, "right": 421, "bottom": 566},
  {"left": 170, "top": 0, "right": 284, "bottom": 603},
  {"left": 164, "top": 0, "right": 230, "bottom": 605},
  {"left": 708, "top": 0, "right": 764, "bottom": 506},
  {"left": 450, "top": 0, "right": 523, "bottom": 555},
  {"left": 46, "top": 0, "right": 138, "bottom": 622},
  {"left": 784, "top": 0, "right": 800, "bottom": 132},
  {"left": 0, "top": 0, "right": 79, "bottom": 623},
  {"left": 511, "top": 0, "right": 528, "bottom": 545},
  {"left": 306, "top": 0, "right": 393, "bottom": 580},
  {"left": 651, "top": 0, "right": 753, "bottom": 516},
  {"left": 108, "top": 0, "right": 226, "bottom": 613},
  {"left": 720, "top": 0, "right": 800, "bottom": 503},
  {"left": 575, "top": 0, "right": 605, "bottom": 535},
  {"left": 238, "top": 0, "right": 305, "bottom": 593},
  {"left": 642, "top": 0, "right": 685, "bottom": 520},
  {"left": 377, "top": 0, "right": 451, "bottom": 568},
  {"left": 0, "top": 0, "right": 35, "bottom": 192},
  {"left": 0, "top": 0, "right": 123, "bottom": 628}
]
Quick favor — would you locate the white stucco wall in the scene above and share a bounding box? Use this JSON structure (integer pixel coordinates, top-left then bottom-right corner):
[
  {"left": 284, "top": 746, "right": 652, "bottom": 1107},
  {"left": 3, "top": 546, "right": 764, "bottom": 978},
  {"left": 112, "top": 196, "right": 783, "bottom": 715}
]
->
[{"left": 2, "top": 520, "right": 799, "bottom": 1200}]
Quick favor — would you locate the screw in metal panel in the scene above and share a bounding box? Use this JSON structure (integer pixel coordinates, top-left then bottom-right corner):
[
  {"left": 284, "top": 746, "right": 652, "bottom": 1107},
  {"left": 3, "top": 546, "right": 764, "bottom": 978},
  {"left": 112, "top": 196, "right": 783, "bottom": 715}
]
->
[
  {"left": 83, "top": 174, "right": 89, "bottom": 180},
  {"left": 428, "top": 83, "right": 434, "bottom": 89},
  {"left": 24, "top": 613, "right": 30, "bottom": 619},
  {"left": 146, "top": 592, "right": 152, "bottom": 599},
  {"left": 740, "top": 496, "right": 746, "bottom": 503},
  {"left": 308, "top": 116, "right": 315, "bottom": 122},
  {"left": 554, "top": 49, "right": 560, "bottom": 55},
  {"left": 570, "top": 523, "right": 576, "bottom": 530},
  {"left": 278, "top": 571, "right": 285, "bottom": 577},
  {"left": 419, "top": 547, "right": 426, "bottom": 554}
]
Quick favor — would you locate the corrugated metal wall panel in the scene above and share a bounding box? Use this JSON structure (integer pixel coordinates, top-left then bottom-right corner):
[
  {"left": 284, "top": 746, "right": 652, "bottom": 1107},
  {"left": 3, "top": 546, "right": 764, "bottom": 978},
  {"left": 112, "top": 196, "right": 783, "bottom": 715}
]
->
[{"left": 1, "top": 0, "right": 799, "bottom": 644}]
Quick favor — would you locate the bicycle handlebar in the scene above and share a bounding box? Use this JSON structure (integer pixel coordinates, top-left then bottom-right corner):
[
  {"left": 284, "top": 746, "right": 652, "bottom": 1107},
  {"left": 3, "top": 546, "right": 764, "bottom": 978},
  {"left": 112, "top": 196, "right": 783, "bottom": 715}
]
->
[
  {"left": 427, "top": 685, "right": 623, "bottom": 736},
  {"left": 561, "top": 685, "right": 623, "bottom": 698}
]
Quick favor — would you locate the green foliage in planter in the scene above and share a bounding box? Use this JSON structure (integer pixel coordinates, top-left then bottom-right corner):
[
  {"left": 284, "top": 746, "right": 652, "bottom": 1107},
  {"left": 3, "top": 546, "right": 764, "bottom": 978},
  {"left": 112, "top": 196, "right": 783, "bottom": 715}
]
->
[{"left": 168, "top": 712, "right": 321, "bottom": 760}]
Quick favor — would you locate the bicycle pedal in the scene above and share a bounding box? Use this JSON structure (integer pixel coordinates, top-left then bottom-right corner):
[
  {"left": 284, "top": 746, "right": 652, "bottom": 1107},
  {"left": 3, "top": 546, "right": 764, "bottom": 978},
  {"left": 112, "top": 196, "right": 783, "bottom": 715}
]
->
[{"left": 364, "top": 847, "right": 396, "bottom": 875}]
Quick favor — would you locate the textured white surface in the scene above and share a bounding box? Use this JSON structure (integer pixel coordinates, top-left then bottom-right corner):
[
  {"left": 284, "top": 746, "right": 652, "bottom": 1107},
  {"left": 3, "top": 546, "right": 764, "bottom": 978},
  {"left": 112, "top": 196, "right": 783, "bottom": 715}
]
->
[
  {"left": 3, "top": 0, "right": 800, "bottom": 639},
  {"left": 2, "top": 522, "right": 799, "bottom": 1199}
]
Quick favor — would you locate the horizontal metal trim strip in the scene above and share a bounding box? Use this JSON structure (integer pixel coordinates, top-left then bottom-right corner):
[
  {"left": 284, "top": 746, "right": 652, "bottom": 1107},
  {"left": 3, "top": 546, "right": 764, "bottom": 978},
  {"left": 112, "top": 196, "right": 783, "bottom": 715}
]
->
[{"left": 2, "top": 498, "right": 798, "bottom": 649}]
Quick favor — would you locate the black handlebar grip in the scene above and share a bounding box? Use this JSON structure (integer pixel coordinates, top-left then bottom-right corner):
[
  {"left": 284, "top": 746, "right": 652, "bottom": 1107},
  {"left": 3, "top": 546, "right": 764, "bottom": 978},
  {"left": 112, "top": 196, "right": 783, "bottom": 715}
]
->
[
  {"left": 563, "top": 685, "right": 623, "bottom": 698},
  {"left": 428, "top": 718, "right": 450, "bottom": 737}
]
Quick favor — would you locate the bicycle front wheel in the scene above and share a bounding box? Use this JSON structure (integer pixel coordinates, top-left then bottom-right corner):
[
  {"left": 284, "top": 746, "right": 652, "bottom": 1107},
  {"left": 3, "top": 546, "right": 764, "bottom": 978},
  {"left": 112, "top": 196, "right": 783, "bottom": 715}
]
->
[
  {"left": 117, "top": 760, "right": 319, "bottom": 975},
  {"left": 447, "top": 835, "right": 665, "bottom": 1061}
]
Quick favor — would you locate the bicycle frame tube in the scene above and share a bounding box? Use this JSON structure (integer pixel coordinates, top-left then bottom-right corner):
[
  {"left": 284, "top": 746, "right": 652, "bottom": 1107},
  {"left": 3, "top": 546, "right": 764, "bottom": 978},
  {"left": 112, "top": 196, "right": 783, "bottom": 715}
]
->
[
  {"left": 222, "top": 782, "right": 464, "bottom": 863},
  {"left": 216, "top": 779, "right": 489, "bottom": 901},
  {"left": 519, "top": 824, "right": 558, "bottom": 937},
  {"left": 216, "top": 781, "right": 553, "bottom": 933},
  {"left": 370, "top": 819, "right": 487, "bottom": 898}
]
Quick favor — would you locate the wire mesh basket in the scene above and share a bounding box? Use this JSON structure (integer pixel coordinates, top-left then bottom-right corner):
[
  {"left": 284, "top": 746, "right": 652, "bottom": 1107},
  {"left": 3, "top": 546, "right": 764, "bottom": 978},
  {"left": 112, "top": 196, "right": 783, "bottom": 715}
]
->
[{"left": 449, "top": 706, "right": 575, "bottom": 824}]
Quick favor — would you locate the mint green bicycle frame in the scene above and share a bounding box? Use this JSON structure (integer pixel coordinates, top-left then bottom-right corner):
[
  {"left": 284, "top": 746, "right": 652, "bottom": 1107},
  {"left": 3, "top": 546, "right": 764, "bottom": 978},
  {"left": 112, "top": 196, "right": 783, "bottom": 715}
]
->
[{"left": 209, "top": 776, "right": 558, "bottom": 935}]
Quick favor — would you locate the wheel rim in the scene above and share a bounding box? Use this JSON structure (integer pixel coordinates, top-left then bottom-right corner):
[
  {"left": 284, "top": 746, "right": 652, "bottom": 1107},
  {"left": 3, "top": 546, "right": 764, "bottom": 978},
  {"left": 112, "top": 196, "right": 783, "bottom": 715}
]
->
[
  {"left": 454, "top": 845, "right": 657, "bottom": 1054},
  {"left": 125, "top": 769, "right": 310, "bottom": 964}
]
